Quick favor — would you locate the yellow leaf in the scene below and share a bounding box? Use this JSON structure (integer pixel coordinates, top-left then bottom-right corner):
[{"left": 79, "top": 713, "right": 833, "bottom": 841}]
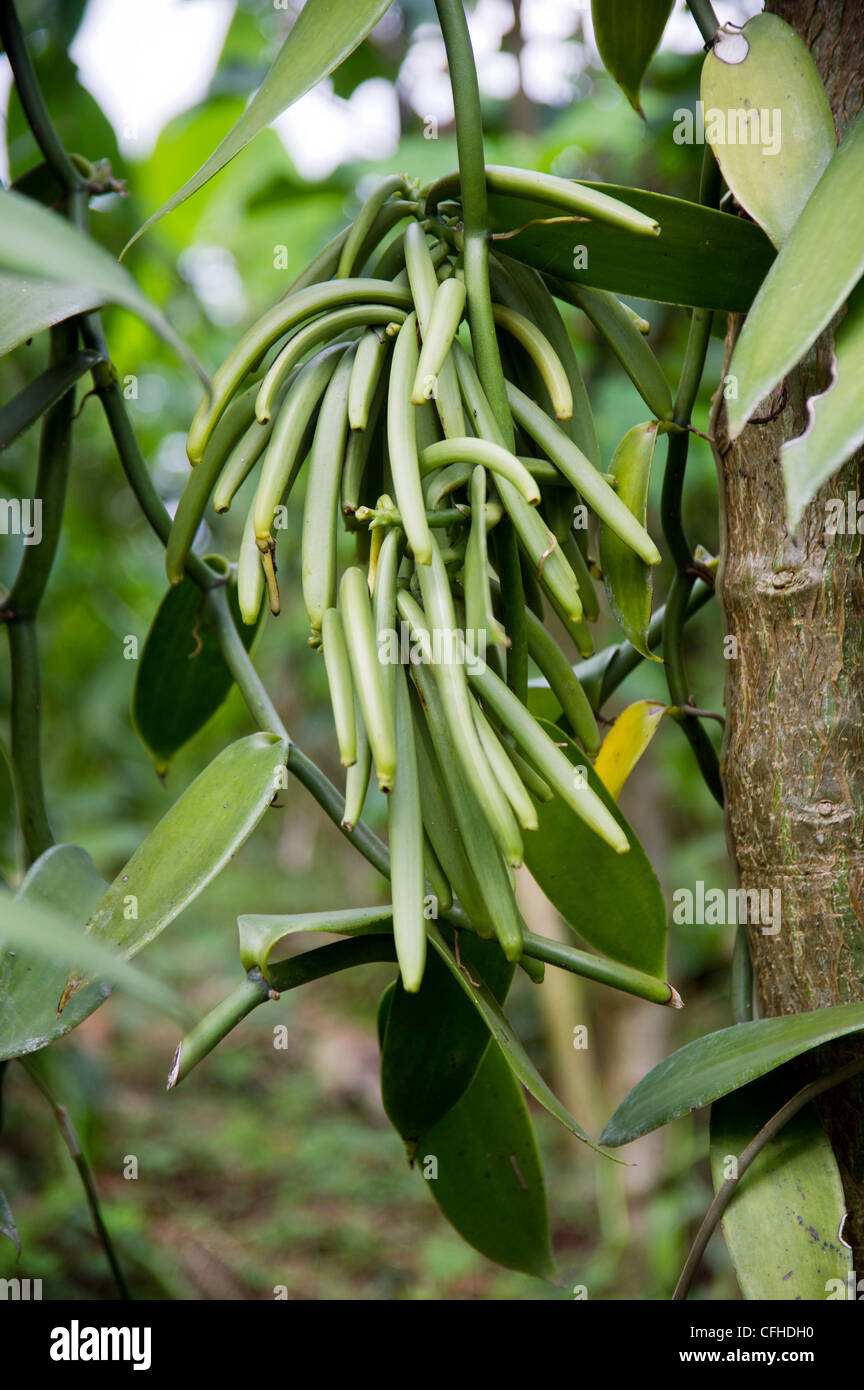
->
[{"left": 594, "top": 700, "right": 666, "bottom": 801}]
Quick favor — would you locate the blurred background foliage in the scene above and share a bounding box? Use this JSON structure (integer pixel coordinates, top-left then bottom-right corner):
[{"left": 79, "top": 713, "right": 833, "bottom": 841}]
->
[{"left": 0, "top": 0, "right": 743, "bottom": 1299}]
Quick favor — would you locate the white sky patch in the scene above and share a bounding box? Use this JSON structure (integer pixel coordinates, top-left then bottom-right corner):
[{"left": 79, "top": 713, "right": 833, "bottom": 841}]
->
[
  {"left": 70, "top": 0, "right": 234, "bottom": 157},
  {"left": 274, "top": 77, "right": 399, "bottom": 181}
]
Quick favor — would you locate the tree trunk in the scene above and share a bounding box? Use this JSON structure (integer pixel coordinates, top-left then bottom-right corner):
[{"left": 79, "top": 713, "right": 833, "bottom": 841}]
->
[{"left": 713, "top": 0, "right": 864, "bottom": 1266}]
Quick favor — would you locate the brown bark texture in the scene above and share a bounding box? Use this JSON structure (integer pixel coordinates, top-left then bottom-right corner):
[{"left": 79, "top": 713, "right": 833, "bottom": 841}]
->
[{"left": 712, "top": 0, "right": 864, "bottom": 1264}]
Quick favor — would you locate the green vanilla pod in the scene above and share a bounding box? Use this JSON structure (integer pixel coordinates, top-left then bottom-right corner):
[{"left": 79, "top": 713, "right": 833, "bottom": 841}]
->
[
  {"left": 301, "top": 348, "right": 356, "bottom": 641},
  {"left": 388, "top": 663, "right": 427, "bottom": 991},
  {"left": 321, "top": 607, "right": 357, "bottom": 767},
  {"left": 340, "top": 566, "right": 397, "bottom": 793}
]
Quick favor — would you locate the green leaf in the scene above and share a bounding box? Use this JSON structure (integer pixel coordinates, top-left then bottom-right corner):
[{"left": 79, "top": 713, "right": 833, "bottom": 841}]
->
[
  {"left": 124, "top": 0, "right": 394, "bottom": 254},
  {"left": 489, "top": 185, "right": 775, "bottom": 311},
  {"left": 418, "top": 1042, "right": 557, "bottom": 1282},
  {"left": 0, "top": 349, "right": 101, "bottom": 452},
  {"left": 0, "top": 845, "right": 185, "bottom": 1061},
  {"left": 701, "top": 14, "right": 835, "bottom": 250},
  {"left": 238, "top": 904, "right": 393, "bottom": 981},
  {"left": 58, "top": 733, "right": 288, "bottom": 1009},
  {"left": 132, "top": 576, "right": 260, "bottom": 774},
  {"left": 523, "top": 724, "right": 667, "bottom": 978},
  {"left": 381, "top": 932, "right": 514, "bottom": 1144},
  {"left": 0, "top": 273, "right": 107, "bottom": 360},
  {"left": 427, "top": 925, "right": 597, "bottom": 1149},
  {"left": 0, "top": 1187, "right": 21, "bottom": 1258},
  {"left": 710, "top": 1072, "right": 852, "bottom": 1300},
  {"left": 591, "top": 0, "right": 674, "bottom": 115},
  {"left": 376, "top": 980, "right": 396, "bottom": 1049},
  {"left": 781, "top": 282, "right": 864, "bottom": 530},
  {"left": 601, "top": 1001, "right": 864, "bottom": 1146},
  {"left": 598, "top": 421, "right": 661, "bottom": 657},
  {"left": 727, "top": 109, "right": 864, "bottom": 440},
  {"left": 0, "top": 190, "right": 206, "bottom": 383}
]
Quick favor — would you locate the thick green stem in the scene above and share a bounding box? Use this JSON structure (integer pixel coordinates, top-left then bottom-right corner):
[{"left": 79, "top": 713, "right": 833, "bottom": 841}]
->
[
  {"left": 434, "top": 0, "right": 513, "bottom": 450},
  {"left": 521, "top": 931, "right": 679, "bottom": 1007},
  {"left": 664, "top": 572, "right": 723, "bottom": 806},
  {"left": 79, "top": 317, "right": 219, "bottom": 592},
  {"left": 205, "top": 584, "right": 287, "bottom": 740},
  {"left": 7, "top": 620, "right": 53, "bottom": 863},
  {"left": 686, "top": 0, "right": 721, "bottom": 46},
  {"left": 659, "top": 141, "right": 722, "bottom": 805},
  {"left": 0, "top": 3, "right": 85, "bottom": 192},
  {"left": 169, "top": 937, "right": 398, "bottom": 1087},
  {"left": 19, "top": 1056, "right": 131, "bottom": 1300},
  {"left": 576, "top": 576, "right": 715, "bottom": 710}
]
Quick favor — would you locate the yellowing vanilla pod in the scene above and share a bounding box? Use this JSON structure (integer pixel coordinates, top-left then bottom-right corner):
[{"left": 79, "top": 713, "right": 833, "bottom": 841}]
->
[
  {"left": 340, "top": 566, "right": 397, "bottom": 793},
  {"left": 386, "top": 313, "right": 433, "bottom": 566},
  {"left": 388, "top": 663, "right": 427, "bottom": 992},
  {"left": 186, "top": 278, "right": 412, "bottom": 464},
  {"left": 301, "top": 348, "right": 355, "bottom": 642},
  {"left": 321, "top": 607, "right": 357, "bottom": 767},
  {"left": 506, "top": 381, "right": 662, "bottom": 566},
  {"left": 411, "top": 276, "right": 467, "bottom": 405},
  {"left": 256, "top": 304, "right": 406, "bottom": 424},
  {"left": 492, "top": 303, "right": 573, "bottom": 420}
]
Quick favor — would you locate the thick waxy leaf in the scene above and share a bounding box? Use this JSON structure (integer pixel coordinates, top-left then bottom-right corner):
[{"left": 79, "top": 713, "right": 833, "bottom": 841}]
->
[
  {"left": 0, "top": 846, "right": 107, "bottom": 1059},
  {"left": 0, "top": 892, "right": 186, "bottom": 1030},
  {"left": 132, "top": 577, "right": 260, "bottom": 774},
  {"left": 58, "top": 734, "right": 288, "bottom": 1008},
  {"left": 594, "top": 700, "right": 666, "bottom": 801},
  {"left": 0, "top": 350, "right": 101, "bottom": 451},
  {"left": 710, "top": 1073, "right": 852, "bottom": 1300},
  {"left": 701, "top": 14, "right": 835, "bottom": 249},
  {"left": 0, "top": 273, "right": 106, "bottom": 360},
  {"left": 0, "top": 1188, "right": 21, "bottom": 1258},
  {"left": 489, "top": 185, "right": 774, "bottom": 311},
  {"left": 598, "top": 421, "right": 660, "bottom": 657},
  {"left": 0, "top": 844, "right": 182, "bottom": 1060},
  {"left": 523, "top": 724, "right": 667, "bottom": 978},
  {"left": 591, "top": 0, "right": 674, "bottom": 115},
  {"left": 601, "top": 1001, "right": 864, "bottom": 1146},
  {"left": 782, "top": 283, "right": 864, "bottom": 530},
  {"left": 381, "top": 931, "right": 514, "bottom": 1144},
  {"left": 427, "top": 925, "right": 596, "bottom": 1148},
  {"left": 238, "top": 904, "right": 393, "bottom": 981},
  {"left": 0, "top": 191, "right": 206, "bottom": 382},
  {"left": 727, "top": 109, "right": 864, "bottom": 439},
  {"left": 418, "top": 1042, "right": 557, "bottom": 1282},
  {"left": 125, "top": 0, "right": 394, "bottom": 253}
]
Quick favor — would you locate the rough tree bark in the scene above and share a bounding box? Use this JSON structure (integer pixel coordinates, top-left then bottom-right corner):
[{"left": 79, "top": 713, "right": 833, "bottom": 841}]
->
[{"left": 713, "top": 0, "right": 864, "bottom": 1266}]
